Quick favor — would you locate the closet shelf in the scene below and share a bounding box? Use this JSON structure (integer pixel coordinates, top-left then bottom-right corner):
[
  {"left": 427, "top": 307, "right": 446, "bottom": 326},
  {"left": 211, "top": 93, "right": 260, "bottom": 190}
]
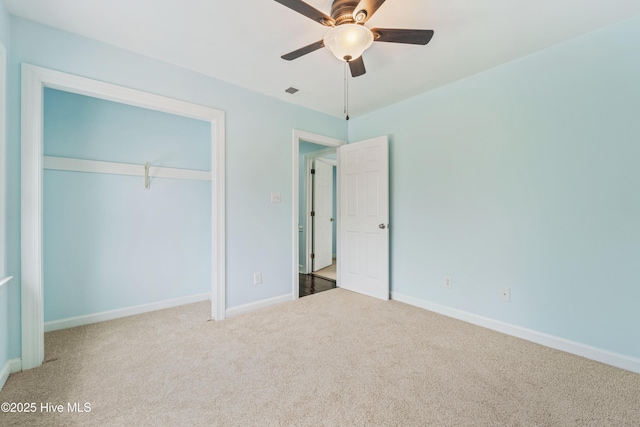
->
[{"left": 43, "top": 156, "right": 211, "bottom": 182}]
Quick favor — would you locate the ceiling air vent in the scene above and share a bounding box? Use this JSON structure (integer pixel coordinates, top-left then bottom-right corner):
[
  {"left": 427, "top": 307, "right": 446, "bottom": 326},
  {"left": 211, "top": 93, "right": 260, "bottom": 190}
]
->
[{"left": 285, "top": 87, "right": 299, "bottom": 94}]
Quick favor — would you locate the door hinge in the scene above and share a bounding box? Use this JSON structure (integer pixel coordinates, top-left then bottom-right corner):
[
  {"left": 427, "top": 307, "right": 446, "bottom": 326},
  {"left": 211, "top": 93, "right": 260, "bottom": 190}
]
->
[
  {"left": 311, "top": 169, "right": 316, "bottom": 174},
  {"left": 311, "top": 253, "right": 315, "bottom": 259},
  {"left": 310, "top": 211, "right": 315, "bottom": 217}
]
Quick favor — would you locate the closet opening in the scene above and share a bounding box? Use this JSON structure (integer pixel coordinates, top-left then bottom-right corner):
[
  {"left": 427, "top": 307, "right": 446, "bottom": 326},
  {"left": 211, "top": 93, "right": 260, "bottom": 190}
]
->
[{"left": 21, "top": 65, "right": 225, "bottom": 370}]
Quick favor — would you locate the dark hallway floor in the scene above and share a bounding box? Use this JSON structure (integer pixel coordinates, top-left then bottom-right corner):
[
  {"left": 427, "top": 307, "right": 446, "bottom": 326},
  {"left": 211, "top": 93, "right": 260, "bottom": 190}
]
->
[{"left": 299, "top": 273, "right": 336, "bottom": 297}]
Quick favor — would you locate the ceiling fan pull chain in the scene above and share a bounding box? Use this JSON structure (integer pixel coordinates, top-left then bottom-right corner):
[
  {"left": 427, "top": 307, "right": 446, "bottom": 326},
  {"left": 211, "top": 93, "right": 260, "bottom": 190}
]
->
[
  {"left": 344, "top": 60, "right": 350, "bottom": 121},
  {"left": 343, "top": 61, "right": 347, "bottom": 117}
]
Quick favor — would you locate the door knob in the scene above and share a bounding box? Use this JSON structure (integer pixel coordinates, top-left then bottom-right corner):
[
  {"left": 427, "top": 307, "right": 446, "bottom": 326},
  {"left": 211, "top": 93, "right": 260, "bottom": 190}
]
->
[{"left": 379, "top": 224, "right": 386, "bottom": 229}]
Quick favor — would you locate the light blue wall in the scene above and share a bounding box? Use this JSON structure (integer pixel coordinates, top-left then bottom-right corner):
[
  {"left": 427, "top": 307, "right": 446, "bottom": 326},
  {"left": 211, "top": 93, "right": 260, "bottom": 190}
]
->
[
  {"left": 4, "top": 17, "right": 347, "bottom": 360},
  {"left": 44, "top": 88, "right": 211, "bottom": 169},
  {"left": 0, "top": 0, "right": 8, "bottom": 44},
  {"left": 349, "top": 15, "right": 640, "bottom": 359},
  {"left": 0, "top": 0, "right": 10, "bottom": 373},
  {"left": 43, "top": 89, "right": 211, "bottom": 321}
]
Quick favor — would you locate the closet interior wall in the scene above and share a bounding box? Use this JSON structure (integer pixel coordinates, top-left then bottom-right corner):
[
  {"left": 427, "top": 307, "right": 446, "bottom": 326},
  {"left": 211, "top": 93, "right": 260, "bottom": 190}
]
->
[{"left": 43, "top": 88, "right": 212, "bottom": 327}]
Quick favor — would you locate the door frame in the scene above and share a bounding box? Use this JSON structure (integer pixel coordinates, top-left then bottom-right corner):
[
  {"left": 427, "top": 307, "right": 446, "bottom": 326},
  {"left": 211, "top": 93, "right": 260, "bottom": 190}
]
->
[
  {"left": 0, "top": 43, "right": 6, "bottom": 279},
  {"left": 303, "top": 148, "right": 337, "bottom": 274},
  {"left": 292, "top": 130, "right": 345, "bottom": 299},
  {"left": 21, "top": 64, "right": 226, "bottom": 371}
]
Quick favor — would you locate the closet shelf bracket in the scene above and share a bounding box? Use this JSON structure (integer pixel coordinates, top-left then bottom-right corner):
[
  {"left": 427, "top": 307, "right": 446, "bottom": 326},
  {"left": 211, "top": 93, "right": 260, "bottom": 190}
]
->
[{"left": 144, "top": 162, "right": 151, "bottom": 189}]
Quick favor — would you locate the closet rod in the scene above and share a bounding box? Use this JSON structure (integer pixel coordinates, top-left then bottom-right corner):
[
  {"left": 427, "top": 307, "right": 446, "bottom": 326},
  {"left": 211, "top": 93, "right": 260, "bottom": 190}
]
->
[{"left": 43, "top": 156, "right": 211, "bottom": 182}]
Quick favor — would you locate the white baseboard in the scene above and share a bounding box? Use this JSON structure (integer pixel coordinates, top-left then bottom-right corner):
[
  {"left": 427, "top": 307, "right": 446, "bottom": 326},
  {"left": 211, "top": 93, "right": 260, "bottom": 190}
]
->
[
  {"left": 44, "top": 293, "right": 211, "bottom": 332},
  {"left": 226, "top": 293, "right": 293, "bottom": 318},
  {"left": 0, "top": 358, "right": 22, "bottom": 391},
  {"left": 391, "top": 292, "right": 640, "bottom": 374}
]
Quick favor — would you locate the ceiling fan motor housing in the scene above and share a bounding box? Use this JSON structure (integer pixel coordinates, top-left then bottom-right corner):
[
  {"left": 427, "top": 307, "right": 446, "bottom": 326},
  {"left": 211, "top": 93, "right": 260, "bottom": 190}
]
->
[{"left": 331, "top": 0, "right": 360, "bottom": 25}]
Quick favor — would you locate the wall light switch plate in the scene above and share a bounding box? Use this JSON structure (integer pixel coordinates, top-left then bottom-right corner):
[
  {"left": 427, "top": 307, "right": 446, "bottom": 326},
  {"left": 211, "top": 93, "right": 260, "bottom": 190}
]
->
[
  {"left": 254, "top": 272, "right": 262, "bottom": 285},
  {"left": 271, "top": 193, "right": 281, "bottom": 203}
]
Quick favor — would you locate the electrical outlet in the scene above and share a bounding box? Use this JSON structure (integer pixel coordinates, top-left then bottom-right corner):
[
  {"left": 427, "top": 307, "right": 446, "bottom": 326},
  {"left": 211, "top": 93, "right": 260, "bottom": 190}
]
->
[
  {"left": 271, "top": 193, "right": 281, "bottom": 203},
  {"left": 500, "top": 287, "right": 511, "bottom": 302},
  {"left": 445, "top": 277, "right": 452, "bottom": 289},
  {"left": 254, "top": 272, "right": 262, "bottom": 285}
]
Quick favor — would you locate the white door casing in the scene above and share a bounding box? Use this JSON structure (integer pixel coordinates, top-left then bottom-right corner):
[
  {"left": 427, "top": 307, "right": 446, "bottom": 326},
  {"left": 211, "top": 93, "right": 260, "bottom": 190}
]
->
[
  {"left": 312, "top": 159, "right": 333, "bottom": 271},
  {"left": 338, "top": 136, "right": 389, "bottom": 300},
  {"left": 0, "top": 44, "right": 6, "bottom": 279}
]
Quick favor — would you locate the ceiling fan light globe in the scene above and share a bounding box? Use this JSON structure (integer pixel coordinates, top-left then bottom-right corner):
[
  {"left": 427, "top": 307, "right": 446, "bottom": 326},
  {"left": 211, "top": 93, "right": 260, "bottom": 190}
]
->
[{"left": 323, "top": 24, "right": 374, "bottom": 62}]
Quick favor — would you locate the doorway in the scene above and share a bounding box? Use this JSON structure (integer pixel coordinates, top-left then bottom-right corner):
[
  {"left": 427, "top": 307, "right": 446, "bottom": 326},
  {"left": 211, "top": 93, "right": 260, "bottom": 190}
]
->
[
  {"left": 292, "top": 130, "right": 346, "bottom": 299},
  {"left": 311, "top": 157, "right": 336, "bottom": 277},
  {"left": 301, "top": 146, "right": 337, "bottom": 297}
]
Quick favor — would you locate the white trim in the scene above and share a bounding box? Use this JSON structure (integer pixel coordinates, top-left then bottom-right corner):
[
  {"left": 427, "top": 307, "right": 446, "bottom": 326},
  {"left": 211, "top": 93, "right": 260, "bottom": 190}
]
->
[
  {"left": 292, "top": 129, "right": 345, "bottom": 300},
  {"left": 44, "top": 293, "right": 211, "bottom": 332},
  {"left": 0, "top": 358, "right": 22, "bottom": 391},
  {"left": 0, "top": 359, "right": 10, "bottom": 390},
  {"left": 0, "top": 44, "right": 6, "bottom": 278},
  {"left": 212, "top": 105, "right": 226, "bottom": 324},
  {"left": 21, "top": 64, "right": 226, "bottom": 371},
  {"left": 294, "top": 130, "right": 344, "bottom": 147},
  {"left": 21, "top": 63, "right": 44, "bottom": 371},
  {"left": 392, "top": 292, "right": 640, "bottom": 374},
  {"left": 226, "top": 294, "right": 293, "bottom": 318},
  {"left": 43, "top": 156, "right": 212, "bottom": 181}
]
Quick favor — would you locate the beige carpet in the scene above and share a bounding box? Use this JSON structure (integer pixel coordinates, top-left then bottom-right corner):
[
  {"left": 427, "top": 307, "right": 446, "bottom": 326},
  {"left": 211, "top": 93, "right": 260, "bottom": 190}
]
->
[
  {"left": 1, "top": 289, "right": 639, "bottom": 426},
  {"left": 313, "top": 258, "right": 336, "bottom": 281}
]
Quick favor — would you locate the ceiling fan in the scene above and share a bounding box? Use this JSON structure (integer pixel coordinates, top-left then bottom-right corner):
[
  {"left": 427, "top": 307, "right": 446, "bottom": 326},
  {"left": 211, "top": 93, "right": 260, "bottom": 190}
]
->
[{"left": 274, "top": 0, "right": 434, "bottom": 77}]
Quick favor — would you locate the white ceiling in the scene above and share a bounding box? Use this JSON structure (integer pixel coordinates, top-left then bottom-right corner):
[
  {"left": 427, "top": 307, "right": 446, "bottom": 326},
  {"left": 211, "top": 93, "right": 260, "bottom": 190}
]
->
[{"left": 6, "top": 0, "right": 640, "bottom": 119}]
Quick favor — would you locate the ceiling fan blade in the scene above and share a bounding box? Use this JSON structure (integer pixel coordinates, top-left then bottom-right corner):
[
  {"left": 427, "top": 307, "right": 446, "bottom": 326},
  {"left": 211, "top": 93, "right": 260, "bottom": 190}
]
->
[
  {"left": 281, "top": 40, "right": 325, "bottom": 61},
  {"left": 273, "top": 0, "right": 335, "bottom": 26},
  {"left": 353, "top": 0, "right": 386, "bottom": 23},
  {"left": 371, "top": 28, "right": 435, "bottom": 45},
  {"left": 349, "top": 56, "right": 366, "bottom": 77}
]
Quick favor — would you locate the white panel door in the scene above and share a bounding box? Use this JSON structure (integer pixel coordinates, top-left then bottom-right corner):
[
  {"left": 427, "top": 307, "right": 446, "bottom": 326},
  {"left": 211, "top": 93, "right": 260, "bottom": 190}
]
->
[
  {"left": 313, "top": 159, "right": 334, "bottom": 271},
  {"left": 338, "top": 136, "right": 389, "bottom": 300}
]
